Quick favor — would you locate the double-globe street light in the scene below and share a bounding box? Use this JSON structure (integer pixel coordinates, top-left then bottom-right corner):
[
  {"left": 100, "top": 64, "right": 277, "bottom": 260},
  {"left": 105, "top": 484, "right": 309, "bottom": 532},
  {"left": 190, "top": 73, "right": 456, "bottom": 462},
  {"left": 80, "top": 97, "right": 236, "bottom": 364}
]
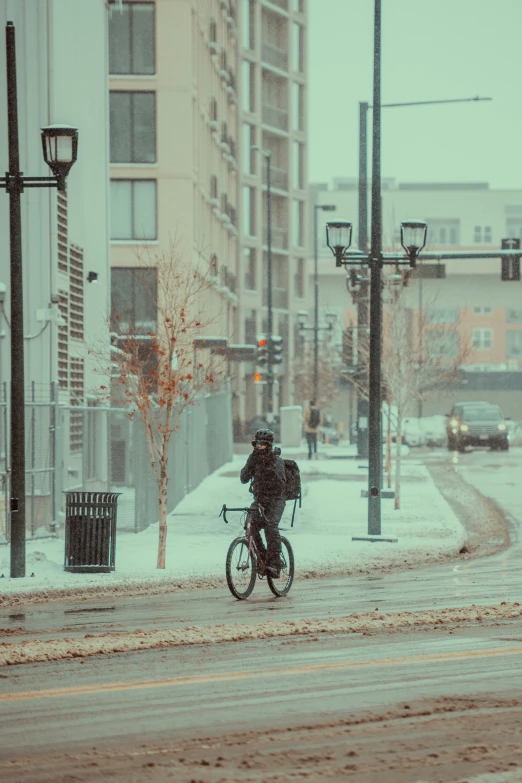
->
[
  {"left": 1, "top": 22, "right": 78, "bottom": 577},
  {"left": 355, "top": 95, "right": 492, "bottom": 455}
]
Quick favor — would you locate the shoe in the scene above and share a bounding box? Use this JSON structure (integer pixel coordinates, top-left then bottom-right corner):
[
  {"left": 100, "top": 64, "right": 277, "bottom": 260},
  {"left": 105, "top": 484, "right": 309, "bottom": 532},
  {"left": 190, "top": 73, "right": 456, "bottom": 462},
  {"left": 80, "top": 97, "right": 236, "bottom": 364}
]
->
[{"left": 266, "top": 565, "right": 280, "bottom": 578}]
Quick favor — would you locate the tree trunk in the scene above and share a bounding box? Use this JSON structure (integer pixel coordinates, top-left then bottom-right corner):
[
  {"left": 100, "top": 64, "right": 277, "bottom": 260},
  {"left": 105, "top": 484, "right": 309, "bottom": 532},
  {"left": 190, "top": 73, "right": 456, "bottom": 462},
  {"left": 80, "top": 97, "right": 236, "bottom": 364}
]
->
[
  {"left": 157, "top": 470, "right": 168, "bottom": 569},
  {"left": 394, "top": 416, "right": 403, "bottom": 510},
  {"left": 386, "top": 403, "right": 392, "bottom": 488}
]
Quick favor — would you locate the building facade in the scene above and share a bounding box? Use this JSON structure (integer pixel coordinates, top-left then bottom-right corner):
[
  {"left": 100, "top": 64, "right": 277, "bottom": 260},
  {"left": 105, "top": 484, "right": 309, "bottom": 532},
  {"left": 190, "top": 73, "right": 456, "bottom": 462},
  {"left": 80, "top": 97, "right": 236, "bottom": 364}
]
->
[
  {"left": 0, "top": 0, "right": 111, "bottom": 533},
  {"left": 309, "top": 180, "right": 522, "bottom": 420},
  {"left": 108, "top": 0, "right": 239, "bottom": 401},
  {"left": 238, "top": 0, "right": 308, "bottom": 425}
]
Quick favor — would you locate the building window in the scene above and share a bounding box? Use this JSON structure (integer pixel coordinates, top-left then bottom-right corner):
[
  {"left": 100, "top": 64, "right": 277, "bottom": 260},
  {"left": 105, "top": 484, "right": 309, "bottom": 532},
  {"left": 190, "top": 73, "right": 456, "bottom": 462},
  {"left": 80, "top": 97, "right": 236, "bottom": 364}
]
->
[
  {"left": 293, "top": 142, "right": 304, "bottom": 190},
  {"left": 472, "top": 328, "right": 493, "bottom": 350},
  {"left": 506, "top": 218, "right": 522, "bottom": 240},
  {"left": 292, "top": 23, "right": 303, "bottom": 72},
  {"left": 292, "top": 82, "right": 304, "bottom": 131},
  {"left": 110, "top": 91, "right": 156, "bottom": 163},
  {"left": 111, "top": 267, "right": 158, "bottom": 333},
  {"left": 210, "top": 175, "right": 218, "bottom": 200},
  {"left": 242, "top": 186, "right": 256, "bottom": 236},
  {"left": 110, "top": 180, "right": 157, "bottom": 240},
  {"left": 506, "top": 330, "right": 522, "bottom": 357},
  {"left": 425, "top": 330, "right": 459, "bottom": 358},
  {"left": 242, "top": 124, "right": 255, "bottom": 174},
  {"left": 425, "top": 308, "right": 458, "bottom": 324},
  {"left": 295, "top": 258, "right": 304, "bottom": 298},
  {"left": 109, "top": 2, "right": 155, "bottom": 75},
  {"left": 244, "top": 308, "right": 257, "bottom": 346},
  {"left": 293, "top": 0, "right": 304, "bottom": 11},
  {"left": 243, "top": 247, "right": 257, "bottom": 291},
  {"left": 474, "top": 226, "right": 482, "bottom": 243},
  {"left": 241, "top": 0, "right": 255, "bottom": 49},
  {"left": 293, "top": 200, "right": 304, "bottom": 247},
  {"left": 484, "top": 226, "right": 492, "bottom": 243},
  {"left": 473, "top": 306, "right": 492, "bottom": 314},
  {"left": 426, "top": 219, "right": 459, "bottom": 246},
  {"left": 242, "top": 61, "right": 255, "bottom": 113},
  {"left": 507, "top": 309, "right": 522, "bottom": 323}
]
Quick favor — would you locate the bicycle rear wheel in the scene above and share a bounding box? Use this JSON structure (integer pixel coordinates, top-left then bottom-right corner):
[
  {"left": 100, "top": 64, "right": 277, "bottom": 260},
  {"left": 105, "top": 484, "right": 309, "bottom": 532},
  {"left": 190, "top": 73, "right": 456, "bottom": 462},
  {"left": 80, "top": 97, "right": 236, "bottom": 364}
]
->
[
  {"left": 267, "top": 536, "right": 294, "bottom": 597},
  {"left": 226, "top": 537, "right": 257, "bottom": 600}
]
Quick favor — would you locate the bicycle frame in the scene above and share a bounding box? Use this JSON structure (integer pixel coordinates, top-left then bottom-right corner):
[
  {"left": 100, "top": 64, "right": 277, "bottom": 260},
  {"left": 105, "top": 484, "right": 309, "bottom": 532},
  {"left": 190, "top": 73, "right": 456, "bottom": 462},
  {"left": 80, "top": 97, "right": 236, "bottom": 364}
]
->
[{"left": 220, "top": 505, "right": 267, "bottom": 575}]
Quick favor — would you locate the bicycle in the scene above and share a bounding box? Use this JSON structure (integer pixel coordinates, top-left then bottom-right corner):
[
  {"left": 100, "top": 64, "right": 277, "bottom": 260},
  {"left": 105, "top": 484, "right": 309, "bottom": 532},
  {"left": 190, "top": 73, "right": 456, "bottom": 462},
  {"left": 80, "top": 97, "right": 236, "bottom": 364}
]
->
[{"left": 220, "top": 504, "right": 295, "bottom": 600}]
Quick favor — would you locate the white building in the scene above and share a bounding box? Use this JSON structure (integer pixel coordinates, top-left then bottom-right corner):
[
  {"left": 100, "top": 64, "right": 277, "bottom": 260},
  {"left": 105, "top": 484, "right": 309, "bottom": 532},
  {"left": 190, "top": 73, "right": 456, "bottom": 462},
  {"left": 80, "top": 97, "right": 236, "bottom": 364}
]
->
[{"left": 0, "top": 0, "right": 111, "bottom": 533}]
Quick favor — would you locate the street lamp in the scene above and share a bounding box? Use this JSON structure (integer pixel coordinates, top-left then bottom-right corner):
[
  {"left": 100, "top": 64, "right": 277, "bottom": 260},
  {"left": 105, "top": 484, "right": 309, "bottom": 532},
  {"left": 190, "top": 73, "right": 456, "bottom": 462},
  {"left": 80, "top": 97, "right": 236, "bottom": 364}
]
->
[
  {"left": 313, "top": 204, "right": 336, "bottom": 401},
  {"left": 400, "top": 220, "right": 427, "bottom": 265},
  {"left": 0, "top": 23, "right": 78, "bottom": 577},
  {"left": 251, "top": 145, "right": 275, "bottom": 421}
]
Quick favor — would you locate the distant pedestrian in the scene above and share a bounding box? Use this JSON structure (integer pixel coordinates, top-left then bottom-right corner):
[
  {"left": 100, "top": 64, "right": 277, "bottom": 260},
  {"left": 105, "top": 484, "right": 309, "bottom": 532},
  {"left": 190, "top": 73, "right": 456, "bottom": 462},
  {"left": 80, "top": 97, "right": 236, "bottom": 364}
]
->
[{"left": 304, "top": 400, "right": 323, "bottom": 460}]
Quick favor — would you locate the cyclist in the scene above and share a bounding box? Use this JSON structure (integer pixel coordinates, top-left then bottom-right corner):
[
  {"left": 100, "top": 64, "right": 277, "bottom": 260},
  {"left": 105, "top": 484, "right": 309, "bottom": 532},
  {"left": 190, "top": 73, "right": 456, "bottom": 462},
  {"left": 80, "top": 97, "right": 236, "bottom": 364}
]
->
[{"left": 240, "top": 428, "right": 286, "bottom": 577}]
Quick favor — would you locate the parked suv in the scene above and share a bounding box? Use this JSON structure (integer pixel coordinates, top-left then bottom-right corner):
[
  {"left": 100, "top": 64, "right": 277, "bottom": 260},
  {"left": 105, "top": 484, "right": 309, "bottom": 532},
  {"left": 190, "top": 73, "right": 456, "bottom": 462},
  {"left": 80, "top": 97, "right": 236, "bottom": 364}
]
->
[
  {"left": 446, "top": 401, "right": 490, "bottom": 448},
  {"left": 448, "top": 403, "right": 509, "bottom": 452}
]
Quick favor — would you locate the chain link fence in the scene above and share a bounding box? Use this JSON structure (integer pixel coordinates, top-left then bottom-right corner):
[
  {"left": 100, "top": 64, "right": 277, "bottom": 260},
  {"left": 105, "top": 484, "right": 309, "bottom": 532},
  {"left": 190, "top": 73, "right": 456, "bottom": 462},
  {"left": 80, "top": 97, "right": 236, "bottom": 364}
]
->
[{"left": 0, "top": 383, "right": 233, "bottom": 542}]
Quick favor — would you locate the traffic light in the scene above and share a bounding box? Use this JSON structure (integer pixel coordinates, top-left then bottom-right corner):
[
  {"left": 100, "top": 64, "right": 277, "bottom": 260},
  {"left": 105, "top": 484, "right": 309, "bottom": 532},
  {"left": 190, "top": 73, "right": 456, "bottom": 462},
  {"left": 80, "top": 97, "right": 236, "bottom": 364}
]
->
[
  {"left": 254, "top": 372, "right": 263, "bottom": 383},
  {"left": 270, "top": 335, "right": 283, "bottom": 364},
  {"left": 501, "top": 238, "right": 521, "bottom": 281},
  {"left": 256, "top": 335, "right": 268, "bottom": 366}
]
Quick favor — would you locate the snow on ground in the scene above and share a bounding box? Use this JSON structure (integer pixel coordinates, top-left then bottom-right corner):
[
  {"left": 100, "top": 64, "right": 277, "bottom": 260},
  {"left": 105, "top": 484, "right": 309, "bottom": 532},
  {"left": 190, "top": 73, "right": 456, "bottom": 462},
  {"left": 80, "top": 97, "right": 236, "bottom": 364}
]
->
[{"left": 0, "top": 443, "right": 468, "bottom": 605}]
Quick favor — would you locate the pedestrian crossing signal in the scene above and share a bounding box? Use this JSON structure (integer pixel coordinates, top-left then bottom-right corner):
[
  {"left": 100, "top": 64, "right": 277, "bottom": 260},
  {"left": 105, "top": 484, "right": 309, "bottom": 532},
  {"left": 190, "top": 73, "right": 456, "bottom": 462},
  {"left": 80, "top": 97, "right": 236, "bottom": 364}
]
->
[{"left": 254, "top": 372, "right": 263, "bottom": 383}]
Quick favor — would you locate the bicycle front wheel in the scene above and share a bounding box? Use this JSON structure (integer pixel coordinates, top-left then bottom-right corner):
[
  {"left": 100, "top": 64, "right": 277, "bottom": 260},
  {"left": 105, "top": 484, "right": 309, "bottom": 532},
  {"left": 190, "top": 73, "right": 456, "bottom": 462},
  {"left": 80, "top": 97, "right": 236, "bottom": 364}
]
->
[
  {"left": 267, "top": 536, "right": 295, "bottom": 597},
  {"left": 226, "top": 537, "right": 257, "bottom": 600}
]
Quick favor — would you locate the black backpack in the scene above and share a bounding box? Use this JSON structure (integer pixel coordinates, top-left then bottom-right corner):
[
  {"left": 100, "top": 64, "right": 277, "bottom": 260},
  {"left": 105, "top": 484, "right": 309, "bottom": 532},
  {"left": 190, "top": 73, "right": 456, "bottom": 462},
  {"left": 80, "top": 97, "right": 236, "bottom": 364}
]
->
[
  {"left": 309, "top": 408, "right": 320, "bottom": 428},
  {"left": 284, "top": 459, "right": 301, "bottom": 527}
]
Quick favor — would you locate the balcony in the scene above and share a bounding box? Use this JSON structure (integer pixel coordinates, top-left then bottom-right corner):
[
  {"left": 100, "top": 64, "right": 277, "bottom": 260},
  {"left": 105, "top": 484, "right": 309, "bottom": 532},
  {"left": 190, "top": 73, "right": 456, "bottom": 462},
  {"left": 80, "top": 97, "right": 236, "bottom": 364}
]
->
[
  {"left": 264, "top": 164, "right": 288, "bottom": 191},
  {"left": 262, "top": 103, "right": 288, "bottom": 131},
  {"left": 262, "top": 42, "right": 288, "bottom": 71},
  {"left": 263, "top": 286, "right": 288, "bottom": 309},
  {"left": 263, "top": 225, "right": 288, "bottom": 250}
]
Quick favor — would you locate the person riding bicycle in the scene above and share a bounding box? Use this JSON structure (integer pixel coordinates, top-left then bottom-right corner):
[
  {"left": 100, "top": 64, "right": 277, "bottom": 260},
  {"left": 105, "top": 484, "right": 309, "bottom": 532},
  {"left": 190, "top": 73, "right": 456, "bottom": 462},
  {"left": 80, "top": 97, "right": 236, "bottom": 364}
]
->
[{"left": 240, "top": 428, "right": 286, "bottom": 577}]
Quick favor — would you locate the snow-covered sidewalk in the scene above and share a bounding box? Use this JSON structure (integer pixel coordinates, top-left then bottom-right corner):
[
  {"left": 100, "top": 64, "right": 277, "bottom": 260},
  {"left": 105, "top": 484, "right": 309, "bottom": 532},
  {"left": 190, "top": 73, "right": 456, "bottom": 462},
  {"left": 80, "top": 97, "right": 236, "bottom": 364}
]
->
[{"left": 0, "top": 448, "right": 468, "bottom": 605}]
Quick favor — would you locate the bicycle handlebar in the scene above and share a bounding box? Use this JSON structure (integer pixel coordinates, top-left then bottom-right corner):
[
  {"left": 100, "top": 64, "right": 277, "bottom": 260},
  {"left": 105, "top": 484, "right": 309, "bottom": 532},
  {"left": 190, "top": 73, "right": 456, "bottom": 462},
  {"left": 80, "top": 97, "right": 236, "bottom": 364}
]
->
[{"left": 219, "top": 504, "right": 249, "bottom": 524}]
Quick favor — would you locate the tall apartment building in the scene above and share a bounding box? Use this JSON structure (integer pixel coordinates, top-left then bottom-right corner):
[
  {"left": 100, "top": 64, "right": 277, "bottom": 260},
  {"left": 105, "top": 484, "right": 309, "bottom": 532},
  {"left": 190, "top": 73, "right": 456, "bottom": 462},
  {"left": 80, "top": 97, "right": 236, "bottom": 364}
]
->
[
  {"left": 238, "top": 0, "right": 308, "bottom": 424},
  {"left": 108, "top": 0, "right": 239, "bottom": 383},
  {"left": 0, "top": 0, "right": 111, "bottom": 522}
]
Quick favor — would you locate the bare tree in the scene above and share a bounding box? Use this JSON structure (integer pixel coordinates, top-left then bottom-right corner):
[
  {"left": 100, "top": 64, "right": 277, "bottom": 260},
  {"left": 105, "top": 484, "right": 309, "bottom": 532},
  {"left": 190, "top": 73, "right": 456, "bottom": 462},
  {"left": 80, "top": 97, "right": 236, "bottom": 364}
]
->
[
  {"left": 351, "top": 277, "right": 469, "bottom": 508},
  {"left": 94, "top": 243, "right": 223, "bottom": 568}
]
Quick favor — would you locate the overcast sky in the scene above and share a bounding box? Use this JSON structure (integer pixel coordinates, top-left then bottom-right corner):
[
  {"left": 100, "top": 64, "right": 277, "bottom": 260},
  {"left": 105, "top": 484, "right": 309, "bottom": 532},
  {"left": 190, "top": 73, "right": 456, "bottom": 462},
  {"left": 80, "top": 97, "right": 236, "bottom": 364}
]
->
[{"left": 308, "top": 0, "right": 522, "bottom": 190}]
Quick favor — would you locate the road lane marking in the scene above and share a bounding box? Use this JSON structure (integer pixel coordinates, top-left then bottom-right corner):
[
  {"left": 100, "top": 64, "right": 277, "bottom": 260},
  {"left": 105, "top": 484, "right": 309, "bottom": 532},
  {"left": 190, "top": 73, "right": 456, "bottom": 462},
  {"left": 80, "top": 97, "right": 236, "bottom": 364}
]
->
[{"left": 2, "top": 645, "right": 522, "bottom": 702}]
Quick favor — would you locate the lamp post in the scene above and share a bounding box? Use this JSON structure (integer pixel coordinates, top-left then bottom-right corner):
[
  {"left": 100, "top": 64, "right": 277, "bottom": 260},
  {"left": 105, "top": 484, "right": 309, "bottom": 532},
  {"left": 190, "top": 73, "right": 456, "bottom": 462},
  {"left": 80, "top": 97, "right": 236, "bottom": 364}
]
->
[
  {"left": 252, "top": 145, "right": 275, "bottom": 419},
  {"left": 313, "top": 204, "right": 336, "bottom": 401},
  {"left": 356, "top": 94, "right": 491, "bottom": 452},
  {"left": 1, "top": 22, "right": 78, "bottom": 577}
]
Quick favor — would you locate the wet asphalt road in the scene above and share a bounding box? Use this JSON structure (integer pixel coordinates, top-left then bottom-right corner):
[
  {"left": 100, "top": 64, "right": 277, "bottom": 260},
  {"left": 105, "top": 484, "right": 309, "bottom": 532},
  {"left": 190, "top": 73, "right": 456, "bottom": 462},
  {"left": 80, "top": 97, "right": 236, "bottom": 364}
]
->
[
  {"left": 1, "top": 448, "right": 522, "bottom": 777},
  {"left": 2, "top": 448, "right": 522, "bottom": 642}
]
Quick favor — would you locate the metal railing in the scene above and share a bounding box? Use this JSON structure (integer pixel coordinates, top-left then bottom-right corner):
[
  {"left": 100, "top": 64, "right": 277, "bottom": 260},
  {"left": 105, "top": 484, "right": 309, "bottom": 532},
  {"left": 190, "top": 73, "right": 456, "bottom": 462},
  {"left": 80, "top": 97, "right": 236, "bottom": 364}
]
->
[
  {"left": 262, "top": 42, "right": 288, "bottom": 71},
  {"left": 262, "top": 103, "right": 288, "bottom": 131},
  {"left": 0, "top": 383, "right": 233, "bottom": 542}
]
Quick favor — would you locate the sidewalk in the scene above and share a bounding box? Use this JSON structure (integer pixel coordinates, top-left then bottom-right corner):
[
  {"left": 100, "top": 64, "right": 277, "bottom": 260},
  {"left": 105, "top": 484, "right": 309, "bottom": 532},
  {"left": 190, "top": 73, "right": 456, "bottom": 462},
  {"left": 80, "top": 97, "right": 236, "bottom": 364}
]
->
[{"left": 0, "top": 445, "right": 467, "bottom": 604}]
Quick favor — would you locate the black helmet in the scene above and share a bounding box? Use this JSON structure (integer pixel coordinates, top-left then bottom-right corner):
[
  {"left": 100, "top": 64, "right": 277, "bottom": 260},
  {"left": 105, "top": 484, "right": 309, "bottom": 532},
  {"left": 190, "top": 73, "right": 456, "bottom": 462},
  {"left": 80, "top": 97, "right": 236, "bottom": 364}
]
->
[{"left": 252, "top": 428, "right": 275, "bottom": 446}]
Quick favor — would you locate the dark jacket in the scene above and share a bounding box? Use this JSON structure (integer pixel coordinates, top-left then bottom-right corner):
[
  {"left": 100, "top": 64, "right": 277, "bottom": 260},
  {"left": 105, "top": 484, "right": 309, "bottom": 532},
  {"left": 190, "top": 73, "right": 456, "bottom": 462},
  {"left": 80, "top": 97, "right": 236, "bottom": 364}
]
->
[{"left": 240, "top": 449, "right": 286, "bottom": 504}]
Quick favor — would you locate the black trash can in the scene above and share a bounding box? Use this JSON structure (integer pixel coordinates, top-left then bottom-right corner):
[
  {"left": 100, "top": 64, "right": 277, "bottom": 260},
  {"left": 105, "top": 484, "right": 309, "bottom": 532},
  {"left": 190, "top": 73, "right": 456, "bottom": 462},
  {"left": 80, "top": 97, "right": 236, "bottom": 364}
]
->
[{"left": 64, "top": 492, "right": 121, "bottom": 573}]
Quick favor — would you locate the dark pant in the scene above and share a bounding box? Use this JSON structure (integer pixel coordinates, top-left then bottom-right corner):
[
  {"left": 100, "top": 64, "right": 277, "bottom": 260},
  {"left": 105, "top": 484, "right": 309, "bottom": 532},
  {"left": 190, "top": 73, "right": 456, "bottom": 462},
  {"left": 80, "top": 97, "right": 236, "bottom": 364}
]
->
[
  {"left": 249, "top": 499, "right": 286, "bottom": 568},
  {"left": 306, "top": 431, "right": 317, "bottom": 458}
]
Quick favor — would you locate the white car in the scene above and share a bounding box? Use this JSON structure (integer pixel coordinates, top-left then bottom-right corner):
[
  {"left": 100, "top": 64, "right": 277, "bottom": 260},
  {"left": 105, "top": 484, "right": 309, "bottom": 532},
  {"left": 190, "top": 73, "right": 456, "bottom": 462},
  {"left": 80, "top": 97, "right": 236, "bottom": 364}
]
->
[
  {"left": 402, "top": 418, "right": 426, "bottom": 447},
  {"left": 421, "top": 415, "right": 448, "bottom": 447}
]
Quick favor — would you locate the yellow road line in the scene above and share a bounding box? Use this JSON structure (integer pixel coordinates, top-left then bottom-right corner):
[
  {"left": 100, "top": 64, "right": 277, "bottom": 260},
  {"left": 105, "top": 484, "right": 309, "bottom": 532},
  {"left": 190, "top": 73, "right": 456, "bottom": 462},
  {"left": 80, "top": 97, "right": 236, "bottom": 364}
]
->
[{"left": 2, "top": 645, "right": 522, "bottom": 703}]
